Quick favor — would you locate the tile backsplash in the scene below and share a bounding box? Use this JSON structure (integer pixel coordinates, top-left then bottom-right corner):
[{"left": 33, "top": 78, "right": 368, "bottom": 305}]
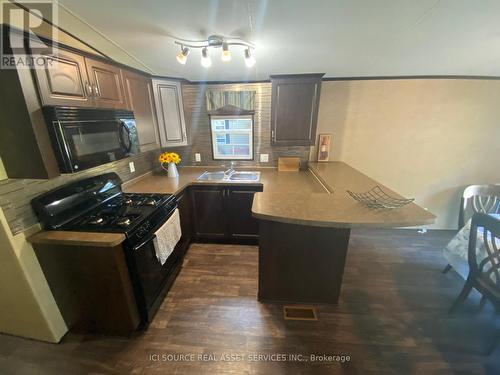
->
[{"left": 173, "top": 82, "right": 311, "bottom": 167}]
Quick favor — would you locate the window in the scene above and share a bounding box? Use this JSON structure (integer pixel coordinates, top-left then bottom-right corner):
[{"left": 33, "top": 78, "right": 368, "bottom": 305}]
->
[{"left": 210, "top": 115, "right": 253, "bottom": 160}]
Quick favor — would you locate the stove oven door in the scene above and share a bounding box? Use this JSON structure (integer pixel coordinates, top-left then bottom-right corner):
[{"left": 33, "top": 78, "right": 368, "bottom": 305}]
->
[{"left": 129, "top": 234, "right": 182, "bottom": 321}]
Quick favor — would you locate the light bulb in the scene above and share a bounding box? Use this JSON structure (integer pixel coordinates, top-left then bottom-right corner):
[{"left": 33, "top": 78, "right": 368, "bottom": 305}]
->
[
  {"left": 201, "top": 47, "right": 212, "bottom": 68},
  {"left": 176, "top": 47, "right": 189, "bottom": 65},
  {"left": 221, "top": 42, "right": 231, "bottom": 62},
  {"left": 244, "top": 48, "right": 255, "bottom": 67}
]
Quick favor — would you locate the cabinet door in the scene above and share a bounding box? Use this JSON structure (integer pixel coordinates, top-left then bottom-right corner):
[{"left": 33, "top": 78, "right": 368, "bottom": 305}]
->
[
  {"left": 123, "top": 70, "right": 159, "bottom": 150},
  {"left": 33, "top": 49, "right": 93, "bottom": 107},
  {"left": 271, "top": 74, "right": 323, "bottom": 146},
  {"left": 176, "top": 188, "right": 193, "bottom": 254},
  {"left": 85, "top": 58, "right": 129, "bottom": 110},
  {"left": 152, "top": 79, "right": 188, "bottom": 147},
  {"left": 191, "top": 187, "right": 226, "bottom": 239},
  {"left": 227, "top": 186, "right": 262, "bottom": 240}
]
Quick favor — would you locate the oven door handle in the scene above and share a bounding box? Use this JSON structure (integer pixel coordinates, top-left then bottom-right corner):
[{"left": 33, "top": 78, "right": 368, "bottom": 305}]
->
[{"left": 133, "top": 234, "right": 156, "bottom": 251}]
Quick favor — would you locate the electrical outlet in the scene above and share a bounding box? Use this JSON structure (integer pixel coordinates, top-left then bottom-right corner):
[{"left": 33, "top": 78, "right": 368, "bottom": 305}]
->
[
  {"left": 195, "top": 153, "right": 201, "bottom": 162},
  {"left": 129, "top": 161, "right": 135, "bottom": 173},
  {"left": 260, "top": 153, "right": 269, "bottom": 163}
]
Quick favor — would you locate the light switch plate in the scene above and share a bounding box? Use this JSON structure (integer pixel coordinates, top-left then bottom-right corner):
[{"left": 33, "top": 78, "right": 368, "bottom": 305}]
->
[
  {"left": 195, "top": 153, "right": 201, "bottom": 162},
  {"left": 260, "top": 153, "right": 269, "bottom": 163},
  {"left": 129, "top": 161, "right": 135, "bottom": 173}
]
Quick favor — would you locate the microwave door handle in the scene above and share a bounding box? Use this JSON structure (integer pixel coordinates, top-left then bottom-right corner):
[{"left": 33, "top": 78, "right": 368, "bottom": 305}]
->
[{"left": 118, "top": 121, "right": 132, "bottom": 153}]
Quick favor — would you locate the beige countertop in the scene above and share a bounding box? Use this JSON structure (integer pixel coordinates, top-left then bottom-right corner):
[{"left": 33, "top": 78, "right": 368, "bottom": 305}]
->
[
  {"left": 122, "top": 166, "right": 326, "bottom": 195},
  {"left": 252, "top": 162, "right": 435, "bottom": 228},
  {"left": 28, "top": 231, "right": 126, "bottom": 247},
  {"left": 125, "top": 163, "right": 435, "bottom": 228}
]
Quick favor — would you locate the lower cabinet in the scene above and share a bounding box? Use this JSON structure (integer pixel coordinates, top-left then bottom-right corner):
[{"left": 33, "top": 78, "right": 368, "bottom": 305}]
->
[
  {"left": 191, "top": 185, "right": 263, "bottom": 242},
  {"left": 191, "top": 186, "right": 227, "bottom": 239},
  {"left": 227, "top": 187, "right": 261, "bottom": 239}
]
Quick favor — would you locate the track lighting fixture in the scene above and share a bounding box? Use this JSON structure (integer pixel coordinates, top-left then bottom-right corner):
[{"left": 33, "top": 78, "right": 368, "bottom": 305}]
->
[
  {"left": 244, "top": 48, "right": 255, "bottom": 68},
  {"left": 176, "top": 46, "right": 189, "bottom": 65},
  {"left": 221, "top": 42, "right": 232, "bottom": 62},
  {"left": 201, "top": 47, "right": 212, "bottom": 68},
  {"left": 174, "top": 35, "right": 255, "bottom": 68}
]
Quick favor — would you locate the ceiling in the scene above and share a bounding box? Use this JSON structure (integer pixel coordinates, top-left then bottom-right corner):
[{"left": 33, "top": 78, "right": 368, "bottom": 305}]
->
[{"left": 56, "top": 0, "right": 500, "bottom": 81}]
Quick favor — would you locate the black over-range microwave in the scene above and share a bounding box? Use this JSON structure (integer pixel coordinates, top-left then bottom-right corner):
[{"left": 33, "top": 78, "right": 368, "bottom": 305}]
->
[{"left": 43, "top": 107, "right": 140, "bottom": 173}]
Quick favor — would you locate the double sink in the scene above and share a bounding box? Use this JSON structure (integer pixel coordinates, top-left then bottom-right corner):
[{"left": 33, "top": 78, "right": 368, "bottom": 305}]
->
[{"left": 197, "top": 170, "right": 261, "bottom": 182}]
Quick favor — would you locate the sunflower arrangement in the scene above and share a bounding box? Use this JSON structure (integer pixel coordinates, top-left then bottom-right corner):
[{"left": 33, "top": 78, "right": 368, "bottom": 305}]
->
[{"left": 159, "top": 151, "right": 181, "bottom": 165}]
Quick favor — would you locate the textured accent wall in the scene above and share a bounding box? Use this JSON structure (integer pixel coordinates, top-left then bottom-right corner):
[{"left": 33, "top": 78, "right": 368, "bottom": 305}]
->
[
  {"left": 0, "top": 150, "right": 160, "bottom": 235},
  {"left": 174, "top": 82, "right": 310, "bottom": 167}
]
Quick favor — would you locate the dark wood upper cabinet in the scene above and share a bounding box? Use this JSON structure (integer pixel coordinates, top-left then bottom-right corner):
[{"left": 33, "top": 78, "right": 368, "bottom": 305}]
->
[
  {"left": 123, "top": 70, "right": 159, "bottom": 150},
  {"left": 270, "top": 74, "right": 324, "bottom": 146},
  {"left": 0, "top": 65, "right": 61, "bottom": 179},
  {"left": 33, "top": 48, "right": 129, "bottom": 110},
  {"left": 85, "top": 58, "right": 128, "bottom": 110},
  {"left": 33, "top": 48, "right": 93, "bottom": 107}
]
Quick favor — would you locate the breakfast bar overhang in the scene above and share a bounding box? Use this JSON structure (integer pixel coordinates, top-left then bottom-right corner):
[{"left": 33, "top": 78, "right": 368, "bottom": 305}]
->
[{"left": 252, "top": 162, "right": 436, "bottom": 304}]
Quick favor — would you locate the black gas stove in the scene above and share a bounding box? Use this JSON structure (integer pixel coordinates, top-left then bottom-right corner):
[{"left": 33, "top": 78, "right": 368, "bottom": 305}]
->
[
  {"left": 32, "top": 172, "right": 181, "bottom": 325},
  {"left": 63, "top": 193, "right": 175, "bottom": 234},
  {"left": 32, "top": 173, "right": 176, "bottom": 235}
]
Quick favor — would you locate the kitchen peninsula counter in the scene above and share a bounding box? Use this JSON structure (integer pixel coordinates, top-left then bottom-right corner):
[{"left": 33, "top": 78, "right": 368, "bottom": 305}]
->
[
  {"left": 251, "top": 161, "right": 435, "bottom": 228},
  {"left": 125, "top": 162, "right": 434, "bottom": 228}
]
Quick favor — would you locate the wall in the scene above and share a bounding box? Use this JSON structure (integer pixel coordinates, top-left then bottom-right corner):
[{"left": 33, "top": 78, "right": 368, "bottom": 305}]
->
[
  {"left": 0, "top": 208, "right": 66, "bottom": 342},
  {"left": 174, "top": 83, "right": 310, "bottom": 167},
  {"left": 312, "top": 79, "right": 500, "bottom": 229},
  {"left": 0, "top": 157, "right": 6, "bottom": 180}
]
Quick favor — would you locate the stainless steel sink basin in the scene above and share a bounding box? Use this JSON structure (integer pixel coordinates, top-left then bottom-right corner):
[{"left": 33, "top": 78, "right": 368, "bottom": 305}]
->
[
  {"left": 228, "top": 171, "right": 261, "bottom": 181},
  {"left": 197, "top": 171, "right": 226, "bottom": 181},
  {"left": 197, "top": 170, "right": 261, "bottom": 182}
]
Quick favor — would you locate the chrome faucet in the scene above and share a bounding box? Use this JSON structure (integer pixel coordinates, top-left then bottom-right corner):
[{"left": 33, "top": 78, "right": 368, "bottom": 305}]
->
[{"left": 224, "top": 161, "right": 236, "bottom": 176}]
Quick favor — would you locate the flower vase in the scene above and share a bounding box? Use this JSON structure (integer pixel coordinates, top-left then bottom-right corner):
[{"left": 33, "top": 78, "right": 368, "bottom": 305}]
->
[{"left": 164, "top": 162, "right": 178, "bottom": 178}]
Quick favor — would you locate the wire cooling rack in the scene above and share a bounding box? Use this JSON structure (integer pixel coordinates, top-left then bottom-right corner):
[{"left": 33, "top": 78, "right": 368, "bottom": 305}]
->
[{"left": 347, "top": 186, "right": 415, "bottom": 209}]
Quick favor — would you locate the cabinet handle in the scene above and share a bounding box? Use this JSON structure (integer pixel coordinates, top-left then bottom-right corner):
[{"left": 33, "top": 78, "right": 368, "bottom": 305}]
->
[
  {"left": 93, "top": 83, "right": 100, "bottom": 97},
  {"left": 85, "top": 81, "right": 93, "bottom": 96},
  {"left": 271, "top": 130, "right": 275, "bottom": 140}
]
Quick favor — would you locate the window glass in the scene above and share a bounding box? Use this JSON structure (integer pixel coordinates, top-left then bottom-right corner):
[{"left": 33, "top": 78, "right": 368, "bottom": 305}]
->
[{"left": 210, "top": 115, "right": 253, "bottom": 160}]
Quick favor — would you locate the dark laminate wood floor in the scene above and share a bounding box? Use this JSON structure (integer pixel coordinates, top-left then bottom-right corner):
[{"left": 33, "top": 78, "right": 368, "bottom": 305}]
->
[{"left": 1, "top": 229, "right": 499, "bottom": 374}]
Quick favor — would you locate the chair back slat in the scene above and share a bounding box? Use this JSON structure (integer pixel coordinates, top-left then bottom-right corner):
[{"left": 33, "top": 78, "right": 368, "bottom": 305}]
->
[
  {"left": 459, "top": 185, "right": 500, "bottom": 229},
  {"left": 468, "top": 213, "right": 500, "bottom": 293}
]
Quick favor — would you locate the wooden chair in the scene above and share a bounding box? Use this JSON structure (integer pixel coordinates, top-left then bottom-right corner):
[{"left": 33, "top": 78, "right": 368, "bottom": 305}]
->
[
  {"left": 449, "top": 213, "right": 500, "bottom": 353},
  {"left": 443, "top": 185, "right": 500, "bottom": 276}
]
